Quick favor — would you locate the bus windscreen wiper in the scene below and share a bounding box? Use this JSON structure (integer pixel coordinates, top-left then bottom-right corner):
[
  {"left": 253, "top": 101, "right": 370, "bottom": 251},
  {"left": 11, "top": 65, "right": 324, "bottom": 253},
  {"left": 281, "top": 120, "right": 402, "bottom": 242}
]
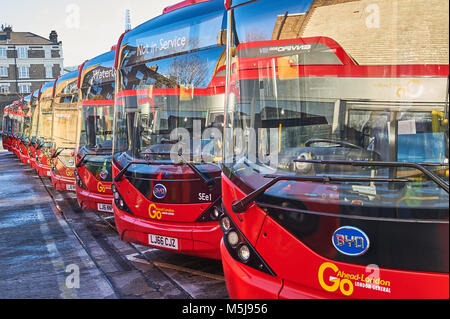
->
[
  {"left": 114, "top": 151, "right": 215, "bottom": 188},
  {"left": 143, "top": 151, "right": 215, "bottom": 187},
  {"left": 113, "top": 151, "right": 175, "bottom": 182},
  {"left": 51, "top": 147, "right": 76, "bottom": 159},
  {"left": 293, "top": 159, "right": 449, "bottom": 193},
  {"left": 76, "top": 150, "right": 113, "bottom": 168},
  {"left": 176, "top": 153, "right": 216, "bottom": 188},
  {"left": 231, "top": 174, "right": 412, "bottom": 214}
]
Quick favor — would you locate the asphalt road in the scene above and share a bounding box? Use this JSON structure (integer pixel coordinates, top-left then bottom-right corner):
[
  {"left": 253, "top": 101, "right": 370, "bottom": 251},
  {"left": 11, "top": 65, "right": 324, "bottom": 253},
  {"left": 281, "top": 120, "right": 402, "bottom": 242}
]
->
[{"left": 0, "top": 144, "right": 228, "bottom": 299}]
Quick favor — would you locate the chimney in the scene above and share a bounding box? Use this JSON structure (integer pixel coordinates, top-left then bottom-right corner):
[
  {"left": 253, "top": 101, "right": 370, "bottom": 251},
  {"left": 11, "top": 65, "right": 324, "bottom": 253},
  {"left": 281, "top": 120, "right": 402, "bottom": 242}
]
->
[
  {"left": 49, "top": 30, "right": 58, "bottom": 43},
  {"left": 4, "top": 25, "right": 12, "bottom": 40}
]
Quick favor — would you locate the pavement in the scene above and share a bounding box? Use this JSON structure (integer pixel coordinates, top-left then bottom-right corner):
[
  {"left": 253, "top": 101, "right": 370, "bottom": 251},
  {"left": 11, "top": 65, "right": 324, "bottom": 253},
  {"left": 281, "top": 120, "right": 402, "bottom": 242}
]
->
[
  {"left": 0, "top": 142, "right": 228, "bottom": 299},
  {"left": 0, "top": 147, "right": 116, "bottom": 298}
]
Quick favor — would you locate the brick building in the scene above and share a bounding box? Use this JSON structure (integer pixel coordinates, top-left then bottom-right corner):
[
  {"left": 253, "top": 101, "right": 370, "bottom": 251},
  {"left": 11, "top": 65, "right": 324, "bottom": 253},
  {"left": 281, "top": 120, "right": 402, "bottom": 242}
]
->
[
  {"left": 0, "top": 25, "right": 64, "bottom": 116},
  {"left": 271, "top": 0, "right": 449, "bottom": 65}
]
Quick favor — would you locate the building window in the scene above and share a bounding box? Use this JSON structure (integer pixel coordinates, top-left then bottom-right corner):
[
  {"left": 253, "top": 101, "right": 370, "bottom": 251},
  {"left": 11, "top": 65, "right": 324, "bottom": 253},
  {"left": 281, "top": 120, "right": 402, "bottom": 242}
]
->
[
  {"left": 0, "top": 66, "right": 8, "bottom": 77},
  {"left": 17, "top": 47, "right": 28, "bottom": 59},
  {"left": 19, "top": 83, "right": 31, "bottom": 94},
  {"left": 18, "top": 66, "right": 29, "bottom": 78},
  {"left": 45, "top": 65, "right": 53, "bottom": 78},
  {"left": 0, "top": 47, "right": 6, "bottom": 58},
  {"left": 0, "top": 85, "right": 9, "bottom": 94}
]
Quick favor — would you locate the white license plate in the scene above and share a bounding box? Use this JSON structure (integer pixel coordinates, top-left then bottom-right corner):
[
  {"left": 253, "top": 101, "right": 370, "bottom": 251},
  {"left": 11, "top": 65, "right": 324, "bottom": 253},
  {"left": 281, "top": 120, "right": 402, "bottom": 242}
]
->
[
  {"left": 66, "top": 184, "right": 76, "bottom": 191},
  {"left": 46, "top": 171, "right": 51, "bottom": 176},
  {"left": 98, "top": 203, "right": 113, "bottom": 213},
  {"left": 148, "top": 234, "right": 179, "bottom": 250}
]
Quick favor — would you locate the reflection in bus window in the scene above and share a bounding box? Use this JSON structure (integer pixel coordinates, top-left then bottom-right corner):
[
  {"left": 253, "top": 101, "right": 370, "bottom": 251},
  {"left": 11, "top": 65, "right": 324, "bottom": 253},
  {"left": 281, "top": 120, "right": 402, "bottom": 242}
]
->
[{"left": 223, "top": 0, "right": 449, "bottom": 219}]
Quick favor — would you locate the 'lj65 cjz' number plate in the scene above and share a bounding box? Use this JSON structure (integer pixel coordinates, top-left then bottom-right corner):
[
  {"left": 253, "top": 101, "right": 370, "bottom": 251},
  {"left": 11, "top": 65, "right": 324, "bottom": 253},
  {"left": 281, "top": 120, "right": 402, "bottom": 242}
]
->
[{"left": 148, "top": 234, "right": 178, "bottom": 250}]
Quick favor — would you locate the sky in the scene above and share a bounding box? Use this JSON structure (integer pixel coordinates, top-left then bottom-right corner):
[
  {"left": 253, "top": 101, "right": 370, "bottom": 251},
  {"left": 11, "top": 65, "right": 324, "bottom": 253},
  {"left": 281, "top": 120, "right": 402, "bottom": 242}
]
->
[{"left": 2, "top": 0, "right": 181, "bottom": 67}]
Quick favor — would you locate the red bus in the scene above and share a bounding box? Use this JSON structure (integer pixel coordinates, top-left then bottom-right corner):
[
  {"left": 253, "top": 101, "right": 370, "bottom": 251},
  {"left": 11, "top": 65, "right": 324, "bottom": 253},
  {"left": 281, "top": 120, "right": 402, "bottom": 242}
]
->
[
  {"left": 27, "top": 88, "right": 43, "bottom": 170},
  {"left": 1, "top": 104, "right": 12, "bottom": 151},
  {"left": 10, "top": 100, "right": 23, "bottom": 158},
  {"left": 8, "top": 101, "right": 17, "bottom": 156},
  {"left": 50, "top": 70, "right": 80, "bottom": 192},
  {"left": 112, "top": 0, "right": 227, "bottom": 259},
  {"left": 220, "top": 0, "right": 449, "bottom": 298},
  {"left": 18, "top": 94, "right": 32, "bottom": 164},
  {"left": 75, "top": 49, "right": 116, "bottom": 213},
  {"left": 35, "top": 80, "right": 56, "bottom": 178}
]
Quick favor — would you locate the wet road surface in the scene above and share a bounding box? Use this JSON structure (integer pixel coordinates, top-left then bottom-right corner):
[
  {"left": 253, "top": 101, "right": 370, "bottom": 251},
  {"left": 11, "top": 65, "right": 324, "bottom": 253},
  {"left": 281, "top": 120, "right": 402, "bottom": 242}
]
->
[{"left": 0, "top": 144, "right": 228, "bottom": 299}]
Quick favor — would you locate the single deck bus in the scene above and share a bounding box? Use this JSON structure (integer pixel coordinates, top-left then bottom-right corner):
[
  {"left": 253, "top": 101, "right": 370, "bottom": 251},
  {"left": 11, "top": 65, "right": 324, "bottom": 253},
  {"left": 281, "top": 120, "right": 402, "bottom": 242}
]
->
[
  {"left": 50, "top": 70, "right": 80, "bottom": 192},
  {"left": 75, "top": 49, "right": 116, "bottom": 213},
  {"left": 35, "top": 80, "right": 57, "bottom": 178},
  {"left": 112, "top": 0, "right": 227, "bottom": 259},
  {"left": 219, "top": 0, "right": 449, "bottom": 298}
]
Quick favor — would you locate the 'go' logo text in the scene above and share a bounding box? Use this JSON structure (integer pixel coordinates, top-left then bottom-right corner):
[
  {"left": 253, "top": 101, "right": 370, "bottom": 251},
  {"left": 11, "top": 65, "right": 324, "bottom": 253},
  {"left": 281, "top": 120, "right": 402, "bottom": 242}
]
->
[{"left": 318, "top": 262, "right": 354, "bottom": 296}]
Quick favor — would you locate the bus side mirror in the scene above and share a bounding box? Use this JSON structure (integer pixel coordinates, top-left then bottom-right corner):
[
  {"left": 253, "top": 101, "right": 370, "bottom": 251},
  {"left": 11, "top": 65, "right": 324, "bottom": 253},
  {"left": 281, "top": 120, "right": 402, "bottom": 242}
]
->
[{"left": 217, "top": 29, "right": 227, "bottom": 46}]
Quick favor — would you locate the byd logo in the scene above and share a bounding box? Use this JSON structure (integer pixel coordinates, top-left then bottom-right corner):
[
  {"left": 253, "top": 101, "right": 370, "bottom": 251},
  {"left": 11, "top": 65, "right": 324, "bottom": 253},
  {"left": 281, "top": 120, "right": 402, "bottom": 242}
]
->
[
  {"left": 332, "top": 226, "right": 369, "bottom": 256},
  {"left": 153, "top": 184, "right": 167, "bottom": 199}
]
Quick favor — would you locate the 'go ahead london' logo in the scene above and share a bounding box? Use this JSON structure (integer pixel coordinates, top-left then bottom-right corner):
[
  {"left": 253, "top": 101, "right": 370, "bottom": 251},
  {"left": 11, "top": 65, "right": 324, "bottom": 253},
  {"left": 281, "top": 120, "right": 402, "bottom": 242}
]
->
[{"left": 318, "top": 262, "right": 392, "bottom": 296}]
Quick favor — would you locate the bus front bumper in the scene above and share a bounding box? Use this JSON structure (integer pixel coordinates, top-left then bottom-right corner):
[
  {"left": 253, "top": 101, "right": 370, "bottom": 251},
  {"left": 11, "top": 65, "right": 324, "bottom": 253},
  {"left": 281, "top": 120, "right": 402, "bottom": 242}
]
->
[
  {"left": 50, "top": 171, "right": 76, "bottom": 192},
  {"left": 76, "top": 186, "right": 114, "bottom": 213},
  {"left": 114, "top": 205, "right": 222, "bottom": 260},
  {"left": 36, "top": 162, "right": 52, "bottom": 178}
]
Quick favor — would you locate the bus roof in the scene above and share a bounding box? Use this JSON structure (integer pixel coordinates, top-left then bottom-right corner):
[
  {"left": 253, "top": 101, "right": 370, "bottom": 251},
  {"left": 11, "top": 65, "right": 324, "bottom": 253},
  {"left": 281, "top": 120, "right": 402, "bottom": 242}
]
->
[
  {"left": 79, "top": 49, "right": 116, "bottom": 89},
  {"left": 118, "top": 0, "right": 226, "bottom": 68},
  {"left": 163, "top": 0, "right": 211, "bottom": 14},
  {"left": 39, "top": 80, "right": 56, "bottom": 100},
  {"left": 54, "top": 69, "right": 79, "bottom": 97}
]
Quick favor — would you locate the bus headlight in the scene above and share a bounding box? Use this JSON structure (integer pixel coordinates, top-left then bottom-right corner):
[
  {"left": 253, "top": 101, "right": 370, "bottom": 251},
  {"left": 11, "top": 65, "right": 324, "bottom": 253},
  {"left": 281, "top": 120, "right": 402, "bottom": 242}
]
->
[
  {"left": 220, "top": 216, "right": 231, "bottom": 232},
  {"left": 219, "top": 206, "right": 276, "bottom": 276},
  {"left": 75, "top": 171, "right": 87, "bottom": 190},
  {"left": 227, "top": 231, "right": 239, "bottom": 247},
  {"left": 238, "top": 244, "right": 250, "bottom": 263},
  {"left": 211, "top": 206, "right": 221, "bottom": 220},
  {"left": 112, "top": 184, "right": 132, "bottom": 214},
  {"left": 195, "top": 198, "right": 223, "bottom": 223}
]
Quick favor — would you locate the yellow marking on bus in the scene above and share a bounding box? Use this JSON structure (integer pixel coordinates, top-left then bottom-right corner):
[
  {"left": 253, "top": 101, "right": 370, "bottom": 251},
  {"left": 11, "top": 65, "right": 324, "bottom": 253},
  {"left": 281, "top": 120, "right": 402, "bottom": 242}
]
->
[
  {"left": 396, "top": 196, "right": 439, "bottom": 206},
  {"left": 278, "top": 123, "right": 282, "bottom": 153}
]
